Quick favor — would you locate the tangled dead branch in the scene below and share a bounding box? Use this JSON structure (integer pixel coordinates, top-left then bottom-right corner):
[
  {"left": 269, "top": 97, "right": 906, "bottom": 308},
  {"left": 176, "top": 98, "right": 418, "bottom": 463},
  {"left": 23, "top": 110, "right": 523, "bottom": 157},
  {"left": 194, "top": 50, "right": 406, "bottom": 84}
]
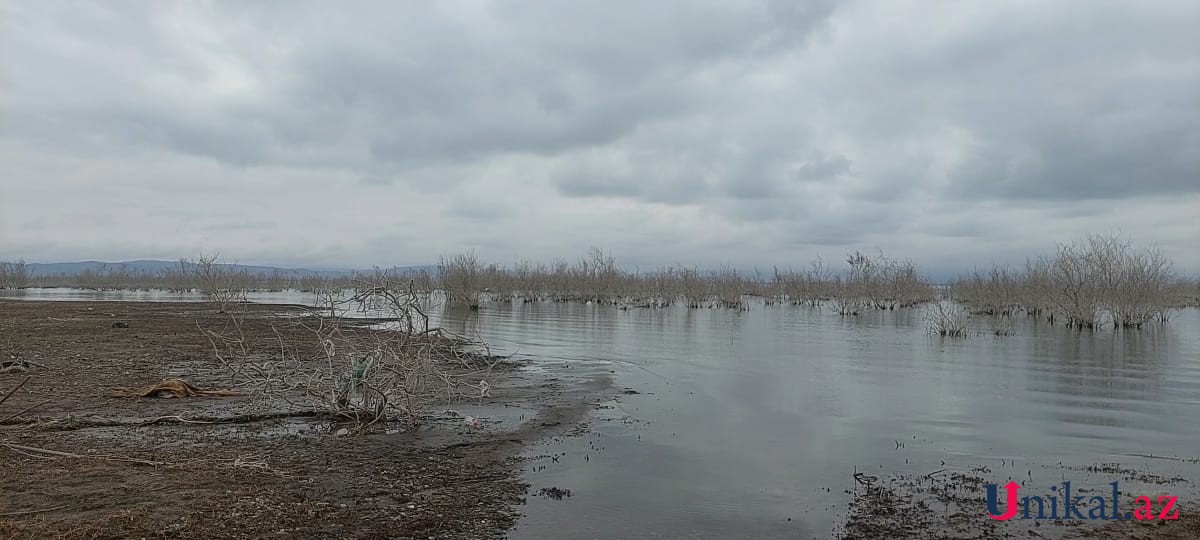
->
[
  {"left": 926, "top": 300, "right": 970, "bottom": 337},
  {"left": 202, "top": 277, "right": 498, "bottom": 430}
]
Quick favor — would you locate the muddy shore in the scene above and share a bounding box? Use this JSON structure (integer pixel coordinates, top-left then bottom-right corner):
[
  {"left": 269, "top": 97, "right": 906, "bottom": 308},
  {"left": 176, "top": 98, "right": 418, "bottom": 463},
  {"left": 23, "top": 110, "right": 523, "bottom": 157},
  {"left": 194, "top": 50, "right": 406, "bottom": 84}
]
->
[
  {"left": 839, "top": 465, "right": 1200, "bottom": 539},
  {"left": 0, "top": 300, "right": 610, "bottom": 539}
]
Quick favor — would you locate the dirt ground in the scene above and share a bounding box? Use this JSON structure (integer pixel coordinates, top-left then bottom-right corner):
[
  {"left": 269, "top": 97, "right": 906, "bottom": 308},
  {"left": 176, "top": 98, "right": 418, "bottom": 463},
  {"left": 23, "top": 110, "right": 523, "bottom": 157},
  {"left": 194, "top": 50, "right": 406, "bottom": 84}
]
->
[{"left": 0, "top": 299, "right": 609, "bottom": 539}]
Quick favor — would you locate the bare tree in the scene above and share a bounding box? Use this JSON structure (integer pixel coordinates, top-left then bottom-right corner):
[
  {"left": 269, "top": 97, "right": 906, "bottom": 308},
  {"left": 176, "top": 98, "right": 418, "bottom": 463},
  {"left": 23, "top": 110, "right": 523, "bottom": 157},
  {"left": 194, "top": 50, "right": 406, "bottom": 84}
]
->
[
  {"left": 187, "top": 252, "right": 248, "bottom": 313},
  {"left": 440, "top": 252, "right": 484, "bottom": 309},
  {"left": 710, "top": 265, "right": 746, "bottom": 309},
  {"left": 926, "top": 300, "right": 970, "bottom": 337},
  {"left": 950, "top": 234, "right": 1178, "bottom": 329},
  {"left": 1103, "top": 238, "right": 1173, "bottom": 328}
]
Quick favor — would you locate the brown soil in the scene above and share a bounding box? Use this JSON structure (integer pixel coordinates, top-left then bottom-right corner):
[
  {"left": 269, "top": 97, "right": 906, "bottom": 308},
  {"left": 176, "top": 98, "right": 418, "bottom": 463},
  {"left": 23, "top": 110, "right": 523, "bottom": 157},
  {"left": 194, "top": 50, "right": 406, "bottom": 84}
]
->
[{"left": 0, "top": 299, "right": 608, "bottom": 539}]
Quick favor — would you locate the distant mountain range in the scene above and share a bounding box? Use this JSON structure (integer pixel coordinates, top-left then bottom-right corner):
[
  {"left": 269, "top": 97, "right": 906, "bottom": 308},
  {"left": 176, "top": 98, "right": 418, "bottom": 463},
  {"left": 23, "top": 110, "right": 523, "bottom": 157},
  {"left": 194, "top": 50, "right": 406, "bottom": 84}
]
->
[{"left": 23, "top": 260, "right": 437, "bottom": 278}]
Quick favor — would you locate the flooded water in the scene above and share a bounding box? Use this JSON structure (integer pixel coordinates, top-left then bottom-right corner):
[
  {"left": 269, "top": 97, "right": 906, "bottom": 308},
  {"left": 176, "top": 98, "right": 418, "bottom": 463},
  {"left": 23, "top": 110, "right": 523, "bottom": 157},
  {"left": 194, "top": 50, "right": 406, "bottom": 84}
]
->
[
  {"left": 440, "top": 301, "right": 1200, "bottom": 539},
  {"left": 4, "top": 288, "right": 1199, "bottom": 538}
]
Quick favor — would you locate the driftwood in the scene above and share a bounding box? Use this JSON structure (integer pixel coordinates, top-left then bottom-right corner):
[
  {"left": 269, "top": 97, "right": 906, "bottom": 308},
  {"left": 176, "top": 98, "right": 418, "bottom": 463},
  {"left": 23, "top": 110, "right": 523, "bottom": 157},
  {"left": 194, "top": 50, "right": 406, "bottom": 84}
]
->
[
  {"left": 0, "top": 505, "right": 69, "bottom": 517},
  {"left": 0, "top": 376, "right": 31, "bottom": 407},
  {"left": 109, "top": 378, "right": 243, "bottom": 399},
  {"left": 0, "top": 399, "right": 51, "bottom": 423},
  {"left": 1, "top": 410, "right": 323, "bottom": 429},
  {"left": 0, "top": 441, "right": 162, "bottom": 466}
]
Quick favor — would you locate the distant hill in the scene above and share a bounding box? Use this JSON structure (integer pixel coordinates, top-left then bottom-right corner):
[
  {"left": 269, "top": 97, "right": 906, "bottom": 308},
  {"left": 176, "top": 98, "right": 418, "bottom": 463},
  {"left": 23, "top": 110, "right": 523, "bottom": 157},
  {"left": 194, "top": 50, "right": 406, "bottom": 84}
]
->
[{"left": 24, "top": 260, "right": 437, "bottom": 278}]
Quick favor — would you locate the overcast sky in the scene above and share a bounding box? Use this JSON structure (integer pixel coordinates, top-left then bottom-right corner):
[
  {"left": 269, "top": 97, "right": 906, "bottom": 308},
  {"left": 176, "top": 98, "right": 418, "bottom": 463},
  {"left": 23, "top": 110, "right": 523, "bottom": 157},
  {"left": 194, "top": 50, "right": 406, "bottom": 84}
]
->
[{"left": 1, "top": 1, "right": 1197, "bottom": 273}]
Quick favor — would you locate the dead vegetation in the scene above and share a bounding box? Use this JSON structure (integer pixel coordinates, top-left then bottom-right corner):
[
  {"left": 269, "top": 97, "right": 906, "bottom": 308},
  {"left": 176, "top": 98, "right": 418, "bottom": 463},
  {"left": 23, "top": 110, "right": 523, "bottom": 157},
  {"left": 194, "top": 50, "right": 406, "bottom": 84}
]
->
[
  {"left": 925, "top": 300, "right": 970, "bottom": 337},
  {"left": 440, "top": 248, "right": 753, "bottom": 309},
  {"left": 775, "top": 252, "right": 934, "bottom": 315},
  {"left": 8, "top": 238, "right": 1192, "bottom": 325},
  {"left": 429, "top": 247, "right": 933, "bottom": 312},
  {"left": 0, "top": 259, "right": 28, "bottom": 289},
  {"left": 439, "top": 251, "right": 486, "bottom": 309},
  {"left": 2, "top": 257, "right": 436, "bottom": 294},
  {"left": 184, "top": 253, "right": 248, "bottom": 313},
  {"left": 953, "top": 234, "right": 1181, "bottom": 330},
  {"left": 0, "top": 299, "right": 579, "bottom": 540},
  {"left": 203, "top": 276, "right": 497, "bottom": 430}
]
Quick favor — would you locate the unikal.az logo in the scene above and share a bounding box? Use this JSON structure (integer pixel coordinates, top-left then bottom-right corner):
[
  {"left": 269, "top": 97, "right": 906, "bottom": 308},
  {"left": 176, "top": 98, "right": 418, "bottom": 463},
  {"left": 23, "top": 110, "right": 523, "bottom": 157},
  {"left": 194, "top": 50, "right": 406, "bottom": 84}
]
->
[{"left": 985, "top": 481, "right": 1179, "bottom": 521}]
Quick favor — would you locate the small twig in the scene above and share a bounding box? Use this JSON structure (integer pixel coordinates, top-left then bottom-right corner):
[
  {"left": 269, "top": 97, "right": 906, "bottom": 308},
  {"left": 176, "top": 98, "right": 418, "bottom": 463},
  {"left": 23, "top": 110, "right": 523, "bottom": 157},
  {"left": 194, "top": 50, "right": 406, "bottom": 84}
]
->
[
  {"left": 0, "top": 505, "right": 69, "bottom": 517},
  {"left": 1, "top": 442, "right": 85, "bottom": 459},
  {"left": 2, "top": 410, "right": 323, "bottom": 428},
  {"left": 0, "top": 376, "right": 32, "bottom": 407},
  {"left": 0, "top": 441, "right": 162, "bottom": 466},
  {"left": 0, "top": 399, "right": 52, "bottom": 423}
]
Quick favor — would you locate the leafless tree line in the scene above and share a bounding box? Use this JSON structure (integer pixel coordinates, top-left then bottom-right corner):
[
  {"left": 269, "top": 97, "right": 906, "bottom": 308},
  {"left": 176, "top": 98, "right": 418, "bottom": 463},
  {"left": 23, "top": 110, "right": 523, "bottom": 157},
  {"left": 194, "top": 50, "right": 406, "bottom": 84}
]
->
[
  {"left": 773, "top": 252, "right": 934, "bottom": 315},
  {"left": 1, "top": 257, "right": 434, "bottom": 295},
  {"left": 434, "top": 248, "right": 934, "bottom": 313},
  {"left": 436, "top": 248, "right": 755, "bottom": 310},
  {"left": 952, "top": 234, "right": 1185, "bottom": 329},
  {"left": 7, "top": 238, "right": 1193, "bottom": 326},
  {"left": 0, "top": 259, "right": 28, "bottom": 289}
]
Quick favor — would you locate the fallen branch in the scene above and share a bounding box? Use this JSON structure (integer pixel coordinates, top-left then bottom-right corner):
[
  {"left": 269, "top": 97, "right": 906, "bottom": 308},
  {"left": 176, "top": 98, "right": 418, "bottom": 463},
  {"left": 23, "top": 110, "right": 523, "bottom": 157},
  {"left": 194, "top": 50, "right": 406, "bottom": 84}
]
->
[
  {"left": 0, "top": 441, "right": 162, "bottom": 466},
  {"left": 0, "top": 376, "right": 31, "bottom": 407},
  {"left": 0, "top": 505, "right": 69, "bottom": 517},
  {"left": 0, "top": 399, "right": 51, "bottom": 423},
  {"left": 2, "top": 410, "right": 323, "bottom": 429}
]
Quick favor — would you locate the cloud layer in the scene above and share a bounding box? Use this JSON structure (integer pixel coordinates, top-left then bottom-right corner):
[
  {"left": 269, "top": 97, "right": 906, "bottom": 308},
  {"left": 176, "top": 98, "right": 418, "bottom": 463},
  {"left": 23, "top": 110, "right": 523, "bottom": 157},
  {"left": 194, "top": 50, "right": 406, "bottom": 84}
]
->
[{"left": 2, "top": 1, "right": 1197, "bottom": 273}]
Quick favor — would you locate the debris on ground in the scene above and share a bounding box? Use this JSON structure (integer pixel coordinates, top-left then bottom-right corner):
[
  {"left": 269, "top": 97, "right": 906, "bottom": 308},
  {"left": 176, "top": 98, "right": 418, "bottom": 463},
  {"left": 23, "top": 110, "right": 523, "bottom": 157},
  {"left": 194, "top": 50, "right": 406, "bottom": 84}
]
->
[
  {"left": 109, "top": 378, "right": 243, "bottom": 398},
  {"left": 537, "top": 486, "right": 573, "bottom": 500},
  {"left": 0, "top": 361, "right": 31, "bottom": 374}
]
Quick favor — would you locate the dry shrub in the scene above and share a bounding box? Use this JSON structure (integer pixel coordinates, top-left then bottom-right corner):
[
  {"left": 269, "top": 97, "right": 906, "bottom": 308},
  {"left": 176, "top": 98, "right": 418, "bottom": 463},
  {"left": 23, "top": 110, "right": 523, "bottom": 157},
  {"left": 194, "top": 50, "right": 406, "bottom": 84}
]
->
[
  {"left": 952, "top": 234, "right": 1178, "bottom": 330},
  {"left": 203, "top": 278, "right": 495, "bottom": 429},
  {"left": 926, "top": 300, "right": 970, "bottom": 337},
  {"left": 185, "top": 252, "right": 248, "bottom": 312},
  {"left": 440, "top": 252, "right": 484, "bottom": 309}
]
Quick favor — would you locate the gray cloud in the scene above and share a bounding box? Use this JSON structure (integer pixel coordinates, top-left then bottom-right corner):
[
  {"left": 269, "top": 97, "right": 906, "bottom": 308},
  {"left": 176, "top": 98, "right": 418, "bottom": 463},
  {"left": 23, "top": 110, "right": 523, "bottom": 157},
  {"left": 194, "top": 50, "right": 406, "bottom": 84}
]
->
[{"left": 1, "top": 1, "right": 1197, "bottom": 273}]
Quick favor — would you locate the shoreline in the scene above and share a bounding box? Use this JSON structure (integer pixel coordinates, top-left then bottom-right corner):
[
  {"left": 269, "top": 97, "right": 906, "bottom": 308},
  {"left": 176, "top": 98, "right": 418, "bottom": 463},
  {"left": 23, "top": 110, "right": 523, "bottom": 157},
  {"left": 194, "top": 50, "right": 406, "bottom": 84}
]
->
[{"left": 0, "top": 299, "right": 611, "bottom": 538}]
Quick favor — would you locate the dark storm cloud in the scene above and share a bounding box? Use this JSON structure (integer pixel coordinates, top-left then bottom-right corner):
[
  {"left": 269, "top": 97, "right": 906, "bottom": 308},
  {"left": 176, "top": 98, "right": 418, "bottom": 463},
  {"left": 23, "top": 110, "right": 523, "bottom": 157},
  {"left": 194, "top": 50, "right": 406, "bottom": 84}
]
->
[{"left": 1, "top": 1, "right": 1197, "bottom": 272}]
